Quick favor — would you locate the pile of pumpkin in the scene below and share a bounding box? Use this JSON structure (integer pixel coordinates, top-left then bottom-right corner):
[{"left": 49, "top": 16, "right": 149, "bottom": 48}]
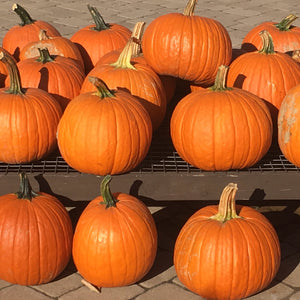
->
[{"left": 1, "top": 0, "right": 299, "bottom": 298}]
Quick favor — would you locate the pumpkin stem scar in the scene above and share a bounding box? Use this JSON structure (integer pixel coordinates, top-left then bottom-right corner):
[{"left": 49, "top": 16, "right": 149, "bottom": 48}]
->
[
  {"left": 210, "top": 183, "right": 242, "bottom": 222},
  {"left": 99, "top": 175, "right": 119, "bottom": 208},
  {"left": 15, "top": 172, "right": 39, "bottom": 201},
  {"left": 87, "top": 4, "right": 111, "bottom": 31}
]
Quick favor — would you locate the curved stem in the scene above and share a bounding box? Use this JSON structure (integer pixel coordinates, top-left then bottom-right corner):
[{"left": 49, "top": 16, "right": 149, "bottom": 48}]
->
[
  {"left": 210, "top": 183, "right": 241, "bottom": 223},
  {"left": 209, "top": 65, "right": 232, "bottom": 92},
  {"left": 87, "top": 4, "right": 110, "bottom": 31},
  {"left": 100, "top": 175, "right": 119, "bottom": 208},
  {"left": 275, "top": 14, "right": 298, "bottom": 31},
  {"left": 183, "top": 0, "right": 198, "bottom": 16},
  {"left": 131, "top": 21, "right": 145, "bottom": 57},
  {"left": 12, "top": 3, "right": 35, "bottom": 26},
  {"left": 258, "top": 30, "right": 275, "bottom": 54},
  {"left": 37, "top": 47, "right": 54, "bottom": 63},
  {"left": 0, "top": 51, "right": 24, "bottom": 95},
  {"left": 88, "top": 76, "right": 116, "bottom": 99},
  {"left": 15, "top": 173, "right": 39, "bottom": 201}
]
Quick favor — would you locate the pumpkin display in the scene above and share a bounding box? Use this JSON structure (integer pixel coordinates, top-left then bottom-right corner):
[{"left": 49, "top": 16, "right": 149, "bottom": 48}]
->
[
  {"left": 227, "top": 30, "right": 300, "bottom": 128},
  {"left": 0, "top": 50, "right": 62, "bottom": 164},
  {"left": 11, "top": 47, "right": 85, "bottom": 111},
  {"left": 80, "top": 38, "right": 167, "bottom": 131},
  {"left": 2, "top": 3, "right": 61, "bottom": 61},
  {"left": 0, "top": 173, "right": 73, "bottom": 285},
  {"left": 242, "top": 14, "right": 300, "bottom": 53},
  {"left": 141, "top": 0, "right": 232, "bottom": 86},
  {"left": 170, "top": 65, "right": 273, "bottom": 171},
  {"left": 19, "top": 29, "right": 85, "bottom": 71},
  {"left": 72, "top": 175, "right": 157, "bottom": 287},
  {"left": 57, "top": 76, "right": 152, "bottom": 176},
  {"left": 278, "top": 83, "right": 300, "bottom": 167},
  {"left": 70, "top": 4, "right": 132, "bottom": 74},
  {"left": 174, "top": 183, "right": 281, "bottom": 300}
]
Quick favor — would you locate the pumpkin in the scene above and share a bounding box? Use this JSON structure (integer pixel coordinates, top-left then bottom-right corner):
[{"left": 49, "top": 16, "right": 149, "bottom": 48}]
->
[
  {"left": 0, "top": 50, "right": 62, "bottom": 164},
  {"left": 0, "top": 173, "right": 73, "bottom": 285},
  {"left": 57, "top": 76, "right": 152, "bottom": 176},
  {"left": 170, "top": 65, "right": 273, "bottom": 171},
  {"left": 141, "top": 0, "right": 232, "bottom": 86},
  {"left": 70, "top": 4, "right": 131, "bottom": 74},
  {"left": 2, "top": 3, "right": 61, "bottom": 61},
  {"left": 19, "top": 29, "right": 85, "bottom": 71},
  {"left": 72, "top": 175, "right": 157, "bottom": 287},
  {"left": 174, "top": 183, "right": 281, "bottom": 300},
  {"left": 11, "top": 47, "right": 85, "bottom": 111},
  {"left": 278, "top": 83, "right": 300, "bottom": 167},
  {"left": 80, "top": 38, "right": 167, "bottom": 131},
  {"left": 242, "top": 14, "right": 300, "bottom": 53},
  {"left": 227, "top": 30, "right": 300, "bottom": 129}
]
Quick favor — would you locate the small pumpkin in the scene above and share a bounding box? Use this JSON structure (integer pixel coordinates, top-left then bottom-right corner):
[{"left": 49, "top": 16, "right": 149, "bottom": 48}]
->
[
  {"left": 0, "top": 173, "right": 73, "bottom": 285},
  {"left": 2, "top": 3, "right": 61, "bottom": 61},
  {"left": 174, "top": 183, "right": 281, "bottom": 300},
  {"left": 57, "top": 77, "right": 152, "bottom": 176},
  {"left": 72, "top": 175, "right": 158, "bottom": 287},
  {"left": 0, "top": 50, "right": 62, "bottom": 164}
]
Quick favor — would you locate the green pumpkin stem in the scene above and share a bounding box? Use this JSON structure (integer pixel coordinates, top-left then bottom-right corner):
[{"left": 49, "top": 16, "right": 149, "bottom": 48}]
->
[
  {"left": 12, "top": 3, "right": 35, "bottom": 26},
  {"left": 89, "top": 76, "right": 116, "bottom": 98},
  {"left": 100, "top": 175, "right": 119, "bottom": 208},
  {"left": 0, "top": 51, "right": 24, "bottom": 95},
  {"left": 275, "top": 14, "right": 298, "bottom": 31},
  {"left": 15, "top": 173, "right": 39, "bottom": 201},
  {"left": 210, "top": 183, "right": 241, "bottom": 222},
  {"left": 110, "top": 38, "right": 136, "bottom": 70},
  {"left": 37, "top": 48, "right": 54, "bottom": 63},
  {"left": 183, "top": 0, "right": 198, "bottom": 16},
  {"left": 258, "top": 30, "right": 275, "bottom": 54},
  {"left": 87, "top": 4, "right": 110, "bottom": 31},
  {"left": 209, "top": 65, "right": 232, "bottom": 92}
]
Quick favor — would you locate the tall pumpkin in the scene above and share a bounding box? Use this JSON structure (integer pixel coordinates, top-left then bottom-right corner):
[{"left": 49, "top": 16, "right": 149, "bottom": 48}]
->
[
  {"left": 72, "top": 175, "right": 158, "bottom": 287},
  {"left": 141, "top": 0, "right": 232, "bottom": 86},
  {"left": 170, "top": 65, "right": 273, "bottom": 171},
  {"left": 57, "top": 77, "right": 152, "bottom": 176},
  {"left": 174, "top": 183, "right": 281, "bottom": 300},
  {"left": 0, "top": 50, "right": 62, "bottom": 164},
  {"left": 0, "top": 173, "right": 73, "bottom": 285}
]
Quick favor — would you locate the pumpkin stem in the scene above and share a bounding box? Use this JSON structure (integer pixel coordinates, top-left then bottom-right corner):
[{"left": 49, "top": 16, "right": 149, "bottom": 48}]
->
[
  {"left": 258, "top": 30, "right": 275, "bottom": 54},
  {"left": 110, "top": 38, "right": 136, "bottom": 70},
  {"left": 12, "top": 3, "right": 35, "bottom": 26},
  {"left": 37, "top": 47, "right": 54, "bottom": 63},
  {"left": 210, "top": 183, "right": 241, "bottom": 222},
  {"left": 89, "top": 76, "right": 116, "bottom": 98},
  {"left": 183, "top": 0, "right": 198, "bottom": 16},
  {"left": 209, "top": 65, "right": 232, "bottom": 92},
  {"left": 87, "top": 4, "right": 110, "bottom": 31},
  {"left": 39, "top": 29, "right": 50, "bottom": 41},
  {"left": 15, "top": 173, "right": 39, "bottom": 201},
  {"left": 0, "top": 51, "right": 24, "bottom": 95},
  {"left": 100, "top": 175, "right": 119, "bottom": 208},
  {"left": 275, "top": 14, "right": 298, "bottom": 31},
  {"left": 131, "top": 21, "right": 145, "bottom": 57}
]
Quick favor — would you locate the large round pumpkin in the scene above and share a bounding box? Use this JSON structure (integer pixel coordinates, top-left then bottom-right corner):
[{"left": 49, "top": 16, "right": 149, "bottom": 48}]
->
[
  {"left": 141, "top": 0, "right": 232, "bottom": 85},
  {"left": 0, "top": 173, "right": 73, "bottom": 285},
  {"left": 170, "top": 65, "right": 273, "bottom": 171},
  {"left": 174, "top": 183, "right": 281, "bottom": 300},
  {"left": 0, "top": 50, "right": 62, "bottom": 164},
  {"left": 278, "top": 83, "right": 300, "bottom": 167},
  {"left": 72, "top": 175, "right": 158, "bottom": 287},
  {"left": 57, "top": 77, "right": 152, "bottom": 176}
]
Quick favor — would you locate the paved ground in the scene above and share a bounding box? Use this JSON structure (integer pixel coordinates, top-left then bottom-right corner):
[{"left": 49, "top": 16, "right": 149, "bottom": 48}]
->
[{"left": 0, "top": 0, "right": 299, "bottom": 299}]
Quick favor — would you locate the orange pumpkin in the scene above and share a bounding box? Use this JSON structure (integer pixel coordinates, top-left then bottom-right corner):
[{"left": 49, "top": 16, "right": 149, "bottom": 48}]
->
[
  {"left": 170, "top": 65, "right": 273, "bottom": 171},
  {"left": 141, "top": 0, "right": 232, "bottom": 86},
  {"left": 2, "top": 3, "right": 61, "bottom": 61},
  {"left": 0, "top": 50, "right": 62, "bottom": 164},
  {"left": 174, "top": 183, "right": 281, "bottom": 300},
  {"left": 242, "top": 14, "right": 300, "bottom": 53},
  {"left": 70, "top": 4, "right": 131, "bottom": 74},
  {"left": 72, "top": 175, "right": 158, "bottom": 287},
  {"left": 57, "top": 77, "right": 152, "bottom": 176},
  {"left": 0, "top": 173, "right": 73, "bottom": 285}
]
